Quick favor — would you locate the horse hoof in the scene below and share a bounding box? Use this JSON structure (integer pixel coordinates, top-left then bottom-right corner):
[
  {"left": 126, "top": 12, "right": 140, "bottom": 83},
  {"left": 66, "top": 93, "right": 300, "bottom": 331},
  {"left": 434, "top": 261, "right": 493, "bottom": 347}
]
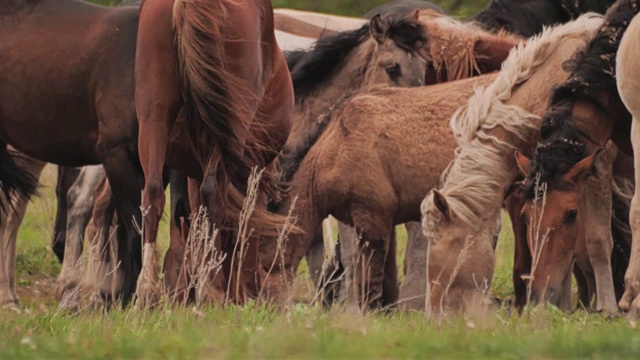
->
[
  {"left": 135, "top": 280, "right": 162, "bottom": 309},
  {"left": 57, "top": 286, "right": 82, "bottom": 314},
  {"left": 1, "top": 300, "right": 20, "bottom": 313}
]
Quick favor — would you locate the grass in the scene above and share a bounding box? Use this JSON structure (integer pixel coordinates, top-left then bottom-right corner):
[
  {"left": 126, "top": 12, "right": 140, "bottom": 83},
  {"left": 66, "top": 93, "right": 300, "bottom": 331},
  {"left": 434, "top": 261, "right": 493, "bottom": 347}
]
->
[{"left": 3, "top": 166, "right": 639, "bottom": 359}]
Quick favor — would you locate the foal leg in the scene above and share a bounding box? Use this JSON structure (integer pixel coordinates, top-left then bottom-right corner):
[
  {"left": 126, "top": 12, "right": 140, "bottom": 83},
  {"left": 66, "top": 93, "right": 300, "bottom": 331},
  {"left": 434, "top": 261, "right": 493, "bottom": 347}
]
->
[
  {"left": 56, "top": 165, "right": 105, "bottom": 309},
  {"left": 0, "top": 156, "right": 44, "bottom": 310},
  {"left": 163, "top": 169, "right": 189, "bottom": 300},
  {"left": 135, "top": 0, "right": 182, "bottom": 307},
  {"left": 621, "top": 116, "right": 640, "bottom": 314},
  {"left": 52, "top": 167, "right": 81, "bottom": 263},
  {"left": 399, "top": 221, "right": 428, "bottom": 311},
  {"left": 351, "top": 206, "right": 394, "bottom": 310},
  {"left": 582, "top": 144, "right": 618, "bottom": 313}
]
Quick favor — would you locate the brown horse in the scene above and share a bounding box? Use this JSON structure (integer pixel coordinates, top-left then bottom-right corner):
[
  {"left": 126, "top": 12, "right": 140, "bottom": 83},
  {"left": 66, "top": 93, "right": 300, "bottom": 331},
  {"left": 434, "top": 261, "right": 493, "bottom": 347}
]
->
[
  {"left": 282, "top": 9, "right": 522, "bottom": 303},
  {"left": 263, "top": 15, "right": 600, "bottom": 310},
  {"left": 515, "top": 0, "right": 638, "bottom": 312},
  {"left": 419, "top": 14, "right": 603, "bottom": 314},
  {"left": 1, "top": 0, "right": 143, "bottom": 306},
  {"left": 617, "top": 9, "right": 640, "bottom": 314},
  {"left": 134, "top": 0, "right": 295, "bottom": 306}
]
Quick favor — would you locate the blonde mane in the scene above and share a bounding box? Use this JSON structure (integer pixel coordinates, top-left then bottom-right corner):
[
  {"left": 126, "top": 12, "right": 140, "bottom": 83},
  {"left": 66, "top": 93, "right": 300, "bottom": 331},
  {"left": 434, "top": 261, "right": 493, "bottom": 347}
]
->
[{"left": 432, "top": 13, "right": 604, "bottom": 227}]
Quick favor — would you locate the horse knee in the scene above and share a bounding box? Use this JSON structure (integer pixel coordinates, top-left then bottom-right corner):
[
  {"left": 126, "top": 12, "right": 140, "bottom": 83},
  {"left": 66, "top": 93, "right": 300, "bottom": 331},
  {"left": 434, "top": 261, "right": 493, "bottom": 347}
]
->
[{"left": 143, "top": 179, "right": 165, "bottom": 212}]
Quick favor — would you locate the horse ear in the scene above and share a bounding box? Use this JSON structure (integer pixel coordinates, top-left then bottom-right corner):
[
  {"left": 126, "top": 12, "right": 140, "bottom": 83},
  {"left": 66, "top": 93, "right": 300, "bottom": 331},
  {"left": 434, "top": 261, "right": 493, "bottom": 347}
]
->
[
  {"left": 370, "top": 14, "right": 387, "bottom": 44},
  {"left": 514, "top": 151, "right": 531, "bottom": 176},
  {"left": 564, "top": 151, "right": 599, "bottom": 184},
  {"left": 411, "top": 9, "right": 420, "bottom": 20},
  {"left": 432, "top": 190, "right": 451, "bottom": 220}
]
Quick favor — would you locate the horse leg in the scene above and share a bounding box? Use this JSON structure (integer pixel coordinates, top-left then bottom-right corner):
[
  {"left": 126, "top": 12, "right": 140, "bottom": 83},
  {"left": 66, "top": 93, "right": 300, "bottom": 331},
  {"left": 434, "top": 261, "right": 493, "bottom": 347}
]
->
[
  {"left": 101, "top": 145, "right": 145, "bottom": 307},
  {"left": 582, "top": 144, "right": 618, "bottom": 313},
  {"left": 0, "top": 151, "right": 42, "bottom": 310},
  {"left": 52, "top": 167, "right": 81, "bottom": 263},
  {"left": 135, "top": 0, "right": 182, "bottom": 308},
  {"left": 381, "top": 227, "right": 399, "bottom": 308},
  {"left": 503, "top": 183, "right": 531, "bottom": 310},
  {"left": 0, "top": 155, "right": 44, "bottom": 311},
  {"left": 335, "top": 221, "right": 358, "bottom": 307},
  {"left": 83, "top": 177, "right": 118, "bottom": 310},
  {"left": 163, "top": 169, "right": 188, "bottom": 299},
  {"left": 305, "top": 227, "right": 326, "bottom": 289},
  {"left": 399, "top": 221, "right": 428, "bottom": 312},
  {"left": 351, "top": 204, "right": 394, "bottom": 310},
  {"left": 56, "top": 165, "right": 105, "bottom": 310},
  {"left": 621, "top": 116, "right": 640, "bottom": 314}
]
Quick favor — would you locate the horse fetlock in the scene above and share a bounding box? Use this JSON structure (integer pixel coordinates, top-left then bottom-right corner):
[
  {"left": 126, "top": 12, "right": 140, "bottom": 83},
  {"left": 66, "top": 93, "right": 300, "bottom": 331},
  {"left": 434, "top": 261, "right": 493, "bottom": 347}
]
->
[{"left": 135, "top": 243, "right": 162, "bottom": 308}]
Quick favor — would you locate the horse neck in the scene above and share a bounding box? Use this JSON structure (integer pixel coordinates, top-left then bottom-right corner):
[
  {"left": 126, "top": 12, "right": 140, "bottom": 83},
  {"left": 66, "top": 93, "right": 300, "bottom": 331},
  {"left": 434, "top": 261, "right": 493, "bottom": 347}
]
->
[
  {"left": 571, "top": 91, "right": 630, "bottom": 154},
  {"left": 292, "top": 41, "right": 375, "bottom": 136}
]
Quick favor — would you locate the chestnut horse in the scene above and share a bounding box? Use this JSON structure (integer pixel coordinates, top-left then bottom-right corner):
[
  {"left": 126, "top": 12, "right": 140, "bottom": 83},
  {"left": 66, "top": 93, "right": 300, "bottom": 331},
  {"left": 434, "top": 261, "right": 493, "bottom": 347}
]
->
[
  {"left": 1, "top": 0, "right": 143, "bottom": 306},
  {"left": 515, "top": 0, "right": 638, "bottom": 312},
  {"left": 135, "top": 0, "right": 295, "bottom": 306},
  {"left": 264, "top": 15, "right": 601, "bottom": 310}
]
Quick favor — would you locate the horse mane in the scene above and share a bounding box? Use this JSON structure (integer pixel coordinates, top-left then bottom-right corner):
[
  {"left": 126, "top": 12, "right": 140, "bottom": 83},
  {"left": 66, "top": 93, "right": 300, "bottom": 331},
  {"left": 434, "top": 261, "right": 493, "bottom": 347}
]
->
[
  {"left": 285, "top": 17, "right": 426, "bottom": 100},
  {"left": 430, "top": 14, "right": 603, "bottom": 227},
  {"left": 419, "top": 10, "right": 520, "bottom": 82},
  {"left": 524, "top": 0, "right": 640, "bottom": 199},
  {"left": 470, "top": 0, "right": 569, "bottom": 37}
]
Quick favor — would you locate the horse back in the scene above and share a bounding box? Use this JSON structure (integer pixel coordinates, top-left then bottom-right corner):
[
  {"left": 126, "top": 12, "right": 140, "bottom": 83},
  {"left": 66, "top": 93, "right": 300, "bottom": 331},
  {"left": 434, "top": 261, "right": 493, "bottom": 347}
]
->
[{"left": 0, "top": 0, "right": 139, "bottom": 165}]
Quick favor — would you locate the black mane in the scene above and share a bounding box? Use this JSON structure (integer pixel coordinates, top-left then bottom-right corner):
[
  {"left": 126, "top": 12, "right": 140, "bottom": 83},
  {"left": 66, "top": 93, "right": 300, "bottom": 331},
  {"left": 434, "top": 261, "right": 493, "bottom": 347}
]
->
[
  {"left": 524, "top": 0, "right": 640, "bottom": 199},
  {"left": 471, "top": 0, "right": 616, "bottom": 37},
  {"left": 284, "top": 17, "right": 426, "bottom": 101}
]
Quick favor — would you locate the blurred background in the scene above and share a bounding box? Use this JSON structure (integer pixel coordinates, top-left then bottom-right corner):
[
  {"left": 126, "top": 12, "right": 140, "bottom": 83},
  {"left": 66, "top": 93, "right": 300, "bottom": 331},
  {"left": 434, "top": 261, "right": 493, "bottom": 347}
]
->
[{"left": 89, "top": 0, "right": 492, "bottom": 17}]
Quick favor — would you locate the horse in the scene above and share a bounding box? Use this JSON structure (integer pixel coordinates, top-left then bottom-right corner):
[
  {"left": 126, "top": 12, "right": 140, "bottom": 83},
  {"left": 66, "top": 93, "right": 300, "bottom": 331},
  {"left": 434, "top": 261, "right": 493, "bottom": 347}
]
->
[
  {"left": 1, "top": 0, "right": 143, "bottom": 307},
  {"left": 617, "top": 6, "right": 640, "bottom": 315},
  {"left": 417, "top": 14, "right": 604, "bottom": 314},
  {"left": 262, "top": 15, "right": 602, "bottom": 310},
  {"left": 470, "top": 0, "right": 616, "bottom": 37},
  {"left": 512, "top": 0, "right": 638, "bottom": 312},
  {"left": 278, "top": 9, "right": 522, "bottom": 305},
  {"left": 509, "top": 142, "right": 632, "bottom": 311},
  {"left": 134, "top": 0, "right": 296, "bottom": 306}
]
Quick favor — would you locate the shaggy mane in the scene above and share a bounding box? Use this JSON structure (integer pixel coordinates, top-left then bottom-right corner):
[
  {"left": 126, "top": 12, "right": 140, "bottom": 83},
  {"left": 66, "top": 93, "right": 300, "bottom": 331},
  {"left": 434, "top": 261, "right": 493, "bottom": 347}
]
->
[
  {"left": 285, "top": 17, "right": 426, "bottom": 100},
  {"left": 524, "top": 0, "right": 640, "bottom": 200},
  {"left": 427, "top": 14, "right": 603, "bottom": 227}
]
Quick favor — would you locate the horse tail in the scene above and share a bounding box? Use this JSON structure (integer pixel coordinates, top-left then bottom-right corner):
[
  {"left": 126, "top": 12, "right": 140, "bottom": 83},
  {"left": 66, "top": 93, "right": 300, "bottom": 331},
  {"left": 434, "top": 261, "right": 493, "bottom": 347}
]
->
[
  {"left": 173, "top": 1, "right": 291, "bottom": 234},
  {"left": 0, "top": 146, "right": 39, "bottom": 217}
]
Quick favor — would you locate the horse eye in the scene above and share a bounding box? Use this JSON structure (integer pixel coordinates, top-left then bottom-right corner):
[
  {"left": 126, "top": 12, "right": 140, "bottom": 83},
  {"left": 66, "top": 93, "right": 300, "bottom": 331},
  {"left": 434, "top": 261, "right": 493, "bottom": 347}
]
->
[
  {"left": 386, "top": 64, "right": 401, "bottom": 79},
  {"left": 564, "top": 210, "right": 578, "bottom": 225}
]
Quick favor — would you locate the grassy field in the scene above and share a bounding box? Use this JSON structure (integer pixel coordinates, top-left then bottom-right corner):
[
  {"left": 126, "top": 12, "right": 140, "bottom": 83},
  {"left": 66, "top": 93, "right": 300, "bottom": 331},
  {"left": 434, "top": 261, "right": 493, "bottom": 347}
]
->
[{"left": 1, "top": 167, "right": 640, "bottom": 359}]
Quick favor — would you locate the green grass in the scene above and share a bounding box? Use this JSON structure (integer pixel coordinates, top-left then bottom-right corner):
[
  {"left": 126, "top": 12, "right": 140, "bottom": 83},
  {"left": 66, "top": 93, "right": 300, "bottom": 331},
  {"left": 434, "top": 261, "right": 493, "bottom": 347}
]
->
[{"left": 4, "top": 166, "right": 639, "bottom": 359}]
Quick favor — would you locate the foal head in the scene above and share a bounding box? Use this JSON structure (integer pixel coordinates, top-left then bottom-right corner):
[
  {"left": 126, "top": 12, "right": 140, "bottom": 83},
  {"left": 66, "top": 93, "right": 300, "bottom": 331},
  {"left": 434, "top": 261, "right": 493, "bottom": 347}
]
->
[
  {"left": 287, "top": 13, "right": 429, "bottom": 103},
  {"left": 516, "top": 149, "right": 597, "bottom": 306}
]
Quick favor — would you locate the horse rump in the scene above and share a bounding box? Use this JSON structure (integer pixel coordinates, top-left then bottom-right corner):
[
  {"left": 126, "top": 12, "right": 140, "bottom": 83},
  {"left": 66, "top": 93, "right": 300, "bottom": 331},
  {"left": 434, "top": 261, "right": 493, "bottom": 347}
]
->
[{"left": 0, "top": 147, "right": 39, "bottom": 214}]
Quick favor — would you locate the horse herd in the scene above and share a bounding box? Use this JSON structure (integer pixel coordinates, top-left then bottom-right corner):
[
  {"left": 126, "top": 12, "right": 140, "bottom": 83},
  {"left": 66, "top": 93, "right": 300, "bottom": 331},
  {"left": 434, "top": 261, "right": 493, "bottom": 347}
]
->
[{"left": 2, "top": 0, "right": 640, "bottom": 317}]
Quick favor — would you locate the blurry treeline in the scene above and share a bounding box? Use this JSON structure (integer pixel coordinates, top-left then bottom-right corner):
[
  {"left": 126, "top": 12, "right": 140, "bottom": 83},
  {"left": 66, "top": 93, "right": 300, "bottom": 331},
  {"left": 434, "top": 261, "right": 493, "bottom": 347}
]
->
[{"left": 89, "top": 0, "right": 491, "bottom": 17}]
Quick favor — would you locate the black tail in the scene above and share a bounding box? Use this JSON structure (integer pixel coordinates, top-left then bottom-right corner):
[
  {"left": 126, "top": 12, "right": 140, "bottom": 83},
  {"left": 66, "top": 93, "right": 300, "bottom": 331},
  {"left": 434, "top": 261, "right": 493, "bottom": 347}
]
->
[{"left": 0, "top": 147, "right": 39, "bottom": 215}]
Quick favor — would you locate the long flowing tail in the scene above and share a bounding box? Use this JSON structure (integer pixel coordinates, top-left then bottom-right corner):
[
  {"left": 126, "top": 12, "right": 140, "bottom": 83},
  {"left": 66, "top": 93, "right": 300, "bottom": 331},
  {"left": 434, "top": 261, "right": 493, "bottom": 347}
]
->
[
  {"left": 0, "top": 147, "right": 39, "bottom": 217},
  {"left": 173, "top": 0, "right": 287, "bottom": 233}
]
